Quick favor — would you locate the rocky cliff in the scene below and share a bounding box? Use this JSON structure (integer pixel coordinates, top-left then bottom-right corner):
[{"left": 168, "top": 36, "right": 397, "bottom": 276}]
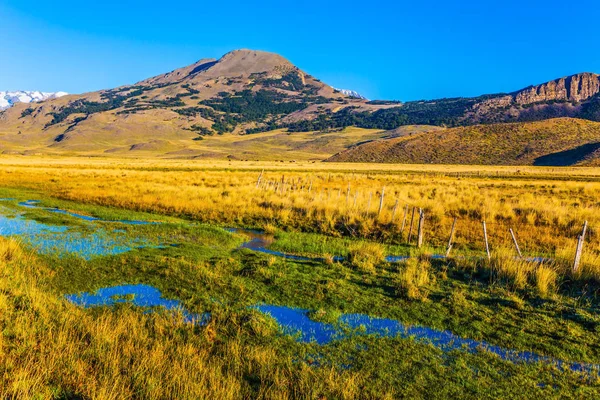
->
[{"left": 514, "top": 73, "right": 600, "bottom": 104}]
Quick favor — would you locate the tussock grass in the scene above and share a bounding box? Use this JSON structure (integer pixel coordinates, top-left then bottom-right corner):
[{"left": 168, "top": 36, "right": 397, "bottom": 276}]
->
[
  {"left": 534, "top": 264, "right": 558, "bottom": 297},
  {"left": 3, "top": 157, "right": 600, "bottom": 290},
  {"left": 488, "top": 248, "right": 559, "bottom": 296},
  {"left": 348, "top": 242, "right": 386, "bottom": 274},
  {"left": 490, "top": 249, "right": 533, "bottom": 290},
  {"left": 396, "top": 258, "right": 434, "bottom": 301}
]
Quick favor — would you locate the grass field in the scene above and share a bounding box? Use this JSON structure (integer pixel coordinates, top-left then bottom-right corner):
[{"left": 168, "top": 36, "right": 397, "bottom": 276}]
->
[
  {"left": 0, "top": 124, "right": 391, "bottom": 161},
  {"left": 2, "top": 156, "right": 600, "bottom": 398}
]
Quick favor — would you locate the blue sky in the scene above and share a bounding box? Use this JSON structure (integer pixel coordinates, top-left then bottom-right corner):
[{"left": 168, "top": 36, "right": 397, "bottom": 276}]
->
[{"left": 1, "top": 0, "right": 599, "bottom": 101}]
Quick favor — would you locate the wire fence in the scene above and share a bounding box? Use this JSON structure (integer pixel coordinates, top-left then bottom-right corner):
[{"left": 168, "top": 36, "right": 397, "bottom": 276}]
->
[{"left": 252, "top": 172, "right": 593, "bottom": 269}]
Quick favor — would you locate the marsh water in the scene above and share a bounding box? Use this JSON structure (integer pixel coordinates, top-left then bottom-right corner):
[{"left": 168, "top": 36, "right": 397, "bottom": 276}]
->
[
  {"left": 0, "top": 198, "right": 589, "bottom": 372},
  {"left": 64, "top": 283, "right": 599, "bottom": 374},
  {"left": 0, "top": 205, "right": 151, "bottom": 259}
]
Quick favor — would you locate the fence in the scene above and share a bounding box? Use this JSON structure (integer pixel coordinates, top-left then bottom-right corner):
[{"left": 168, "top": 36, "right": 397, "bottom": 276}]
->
[{"left": 253, "top": 172, "right": 593, "bottom": 271}]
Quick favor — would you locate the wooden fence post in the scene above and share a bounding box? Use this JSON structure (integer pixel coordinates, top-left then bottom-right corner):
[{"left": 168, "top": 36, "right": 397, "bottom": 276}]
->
[
  {"left": 366, "top": 192, "right": 372, "bottom": 214},
  {"left": 483, "top": 221, "right": 491, "bottom": 261},
  {"left": 346, "top": 183, "right": 350, "bottom": 205},
  {"left": 391, "top": 200, "right": 399, "bottom": 223},
  {"left": 407, "top": 207, "right": 416, "bottom": 244},
  {"left": 256, "top": 169, "right": 264, "bottom": 188},
  {"left": 400, "top": 204, "right": 408, "bottom": 235},
  {"left": 509, "top": 228, "right": 522, "bottom": 257},
  {"left": 573, "top": 221, "right": 588, "bottom": 273},
  {"left": 378, "top": 187, "right": 385, "bottom": 218},
  {"left": 446, "top": 217, "right": 457, "bottom": 257},
  {"left": 417, "top": 209, "right": 425, "bottom": 248}
]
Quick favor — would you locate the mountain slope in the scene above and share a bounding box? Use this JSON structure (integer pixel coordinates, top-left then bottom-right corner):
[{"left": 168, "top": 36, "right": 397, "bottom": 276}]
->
[
  {"left": 0, "top": 49, "right": 380, "bottom": 154},
  {"left": 286, "top": 73, "right": 600, "bottom": 132},
  {"left": 0, "top": 49, "right": 599, "bottom": 161},
  {"left": 326, "top": 118, "right": 600, "bottom": 166}
]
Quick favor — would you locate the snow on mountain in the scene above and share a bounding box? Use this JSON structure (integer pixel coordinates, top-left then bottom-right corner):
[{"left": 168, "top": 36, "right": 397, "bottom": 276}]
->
[
  {"left": 0, "top": 91, "right": 68, "bottom": 110},
  {"left": 333, "top": 88, "right": 367, "bottom": 100}
]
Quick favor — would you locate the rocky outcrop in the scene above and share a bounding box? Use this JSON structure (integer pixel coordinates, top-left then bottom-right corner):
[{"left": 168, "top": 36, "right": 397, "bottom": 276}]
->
[{"left": 514, "top": 73, "right": 600, "bottom": 104}]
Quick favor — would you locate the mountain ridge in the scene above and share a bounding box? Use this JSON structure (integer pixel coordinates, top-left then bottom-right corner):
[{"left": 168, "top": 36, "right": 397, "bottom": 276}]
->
[{"left": 0, "top": 49, "right": 599, "bottom": 164}]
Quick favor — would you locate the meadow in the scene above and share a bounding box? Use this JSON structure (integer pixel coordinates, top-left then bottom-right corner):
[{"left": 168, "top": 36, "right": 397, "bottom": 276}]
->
[{"left": 2, "top": 156, "right": 600, "bottom": 398}]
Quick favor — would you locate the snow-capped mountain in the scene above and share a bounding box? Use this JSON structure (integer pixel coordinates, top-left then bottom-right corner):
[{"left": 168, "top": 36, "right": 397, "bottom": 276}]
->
[
  {"left": 333, "top": 88, "right": 367, "bottom": 100},
  {"left": 0, "top": 91, "right": 68, "bottom": 110}
]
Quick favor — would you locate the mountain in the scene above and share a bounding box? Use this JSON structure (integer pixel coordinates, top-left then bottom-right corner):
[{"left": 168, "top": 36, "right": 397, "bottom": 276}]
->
[
  {"left": 327, "top": 118, "right": 600, "bottom": 166},
  {"left": 0, "top": 49, "right": 599, "bottom": 162},
  {"left": 282, "top": 73, "right": 600, "bottom": 132},
  {"left": 0, "top": 91, "right": 68, "bottom": 110}
]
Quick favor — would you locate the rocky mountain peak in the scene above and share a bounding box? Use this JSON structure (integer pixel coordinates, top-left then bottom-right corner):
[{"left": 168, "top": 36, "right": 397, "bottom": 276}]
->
[{"left": 139, "top": 49, "right": 297, "bottom": 87}]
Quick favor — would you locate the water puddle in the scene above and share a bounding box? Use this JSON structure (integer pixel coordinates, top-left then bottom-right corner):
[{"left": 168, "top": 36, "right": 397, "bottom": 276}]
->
[
  {"left": 66, "top": 284, "right": 207, "bottom": 324},
  {"left": 227, "top": 228, "right": 553, "bottom": 265},
  {"left": 255, "top": 304, "right": 598, "bottom": 373},
  {"left": 19, "top": 200, "right": 156, "bottom": 225},
  {"left": 2, "top": 198, "right": 555, "bottom": 266},
  {"left": 228, "top": 228, "right": 416, "bottom": 263},
  {"left": 226, "top": 228, "right": 329, "bottom": 261},
  {"left": 5, "top": 198, "right": 574, "bottom": 372},
  {"left": 0, "top": 203, "right": 154, "bottom": 259}
]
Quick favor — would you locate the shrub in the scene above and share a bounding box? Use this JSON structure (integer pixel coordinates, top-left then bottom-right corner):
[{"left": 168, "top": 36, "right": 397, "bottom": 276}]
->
[
  {"left": 490, "top": 249, "right": 533, "bottom": 290},
  {"left": 348, "top": 242, "right": 385, "bottom": 274},
  {"left": 534, "top": 264, "right": 557, "bottom": 297},
  {"left": 396, "top": 258, "right": 433, "bottom": 301}
]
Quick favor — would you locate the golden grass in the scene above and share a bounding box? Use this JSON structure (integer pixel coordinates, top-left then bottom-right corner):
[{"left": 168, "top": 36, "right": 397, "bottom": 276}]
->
[
  {"left": 490, "top": 249, "right": 532, "bottom": 290},
  {"left": 1, "top": 156, "right": 600, "bottom": 283},
  {"left": 328, "top": 118, "right": 600, "bottom": 166},
  {"left": 534, "top": 265, "right": 558, "bottom": 297},
  {"left": 396, "top": 259, "right": 433, "bottom": 301},
  {"left": 348, "top": 242, "right": 386, "bottom": 274}
]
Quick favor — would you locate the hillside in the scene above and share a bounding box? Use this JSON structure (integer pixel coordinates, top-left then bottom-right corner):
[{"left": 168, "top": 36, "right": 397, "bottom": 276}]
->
[
  {"left": 0, "top": 49, "right": 599, "bottom": 160},
  {"left": 288, "top": 73, "right": 600, "bottom": 132},
  {"left": 327, "top": 118, "right": 600, "bottom": 166},
  {"left": 0, "top": 49, "right": 390, "bottom": 155}
]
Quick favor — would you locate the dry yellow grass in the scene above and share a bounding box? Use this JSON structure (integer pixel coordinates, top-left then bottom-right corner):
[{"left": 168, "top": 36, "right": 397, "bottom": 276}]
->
[
  {"left": 348, "top": 242, "right": 386, "bottom": 274},
  {"left": 1, "top": 156, "right": 600, "bottom": 280},
  {"left": 396, "top": 259, "right": 433, "bottom": 301}
]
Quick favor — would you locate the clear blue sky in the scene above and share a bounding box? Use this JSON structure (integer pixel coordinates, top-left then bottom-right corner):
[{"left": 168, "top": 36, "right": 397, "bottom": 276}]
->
[{"left": 1, "top": 0, "right": 599, "bottom": 101}]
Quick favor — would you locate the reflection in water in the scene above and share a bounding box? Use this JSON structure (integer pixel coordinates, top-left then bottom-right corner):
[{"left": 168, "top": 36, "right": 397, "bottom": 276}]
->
[
  {"left": 255, "top": 304, "right": 598, "bottom": 373},
  {"left": 0, "top": 205, "right": 152, "bottom": 259},
  {"left": 66, "top": 283, "right": 600, "bottom": 374},
  {"left": 66, "top": 284, "right": 208, "bottom": 324},
  {"left": 5, "top": 199, "right": 552, "bottom": 264},
  {"left": 228, "top": 227, "right": 411, "bottom": 263},
  {"left": 19, "top": 200, "right": 155, "bottom": 225}
]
